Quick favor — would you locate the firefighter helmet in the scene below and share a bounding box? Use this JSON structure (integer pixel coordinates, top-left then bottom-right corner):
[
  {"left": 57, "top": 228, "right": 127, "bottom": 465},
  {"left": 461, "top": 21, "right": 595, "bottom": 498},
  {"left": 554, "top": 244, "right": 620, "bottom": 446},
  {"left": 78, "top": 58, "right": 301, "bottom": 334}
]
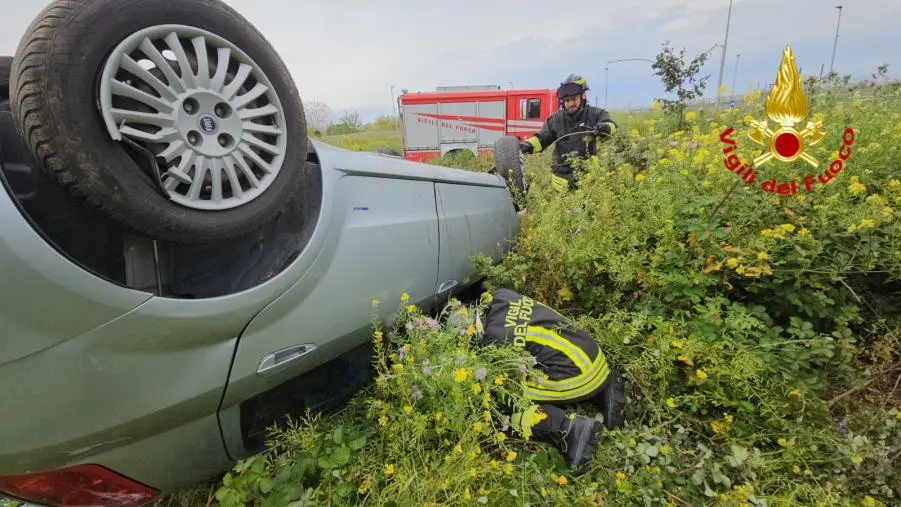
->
[{"left": 557, "top": 74, "right": 589, "bottom": 98}]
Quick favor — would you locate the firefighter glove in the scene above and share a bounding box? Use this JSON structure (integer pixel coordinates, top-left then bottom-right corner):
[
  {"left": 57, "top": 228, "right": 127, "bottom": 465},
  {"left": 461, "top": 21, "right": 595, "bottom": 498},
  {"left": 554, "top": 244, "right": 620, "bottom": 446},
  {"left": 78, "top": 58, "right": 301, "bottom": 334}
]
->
[
  {"left": 595, "top": 123, "right": 612, "bottom": 136},
  {"left": 520, "top": 142, "right": 533, "bottom": 154}
]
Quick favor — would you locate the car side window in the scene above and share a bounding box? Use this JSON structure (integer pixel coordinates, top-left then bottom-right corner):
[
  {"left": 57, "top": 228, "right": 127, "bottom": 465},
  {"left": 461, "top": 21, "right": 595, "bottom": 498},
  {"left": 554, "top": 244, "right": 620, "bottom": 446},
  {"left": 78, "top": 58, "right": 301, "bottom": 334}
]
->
[{"left": 519, "top": 98, "right": 541, "bottom": 120}]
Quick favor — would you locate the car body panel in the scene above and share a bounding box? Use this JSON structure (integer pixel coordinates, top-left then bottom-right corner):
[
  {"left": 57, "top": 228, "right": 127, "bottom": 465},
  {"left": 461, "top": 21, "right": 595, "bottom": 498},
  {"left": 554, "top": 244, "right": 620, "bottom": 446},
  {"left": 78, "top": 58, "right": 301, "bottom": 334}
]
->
[
  {"left": 218, "top": 144, "right": 446, "bottom": 443},
  {"left": 0, "top": 137, "right": 519, "bottom": 493},
  {"left": 0, "top": 294, "right": 249, "bottom": 476},
  {"left": 0, "top": 182, "right": 151, "bottom": 367},
  {"left": 435, "top": 182, "right": 519, "bottom": 298}
]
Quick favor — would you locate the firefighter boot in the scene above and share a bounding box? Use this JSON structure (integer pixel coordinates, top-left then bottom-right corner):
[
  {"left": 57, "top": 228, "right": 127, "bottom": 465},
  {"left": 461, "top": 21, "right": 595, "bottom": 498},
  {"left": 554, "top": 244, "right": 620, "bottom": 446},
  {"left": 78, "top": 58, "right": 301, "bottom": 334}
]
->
[
  {"left": 558, "top": 415, "right": 601, "bottom": 471},
  {"left": 600, "top": 368, "right": 626, "bottom": 429}
]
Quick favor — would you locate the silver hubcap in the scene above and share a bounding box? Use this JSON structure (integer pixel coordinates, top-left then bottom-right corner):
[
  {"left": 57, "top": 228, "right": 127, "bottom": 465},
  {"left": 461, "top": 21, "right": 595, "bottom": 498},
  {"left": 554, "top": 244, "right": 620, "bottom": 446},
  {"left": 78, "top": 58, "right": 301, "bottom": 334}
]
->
[{"left": 98, "top": 25, "right": 288, "bottom": 211}]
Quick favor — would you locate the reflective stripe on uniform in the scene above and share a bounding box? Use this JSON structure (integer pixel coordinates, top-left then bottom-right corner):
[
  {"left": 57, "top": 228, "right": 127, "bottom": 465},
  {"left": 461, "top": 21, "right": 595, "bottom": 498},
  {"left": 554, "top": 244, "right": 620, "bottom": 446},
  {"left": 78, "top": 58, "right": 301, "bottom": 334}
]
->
[
  {"left": 526, "top": 136, "right": 542, "bottom": 153},
  {"left": 606, "top": 122, "right": 617, "bottom": 137},
  {"left": 524, "top": 347, "right": 610, "bottom": 402},
  {"left": 525, "top": 326, "right": 591, "bottom": 372}
]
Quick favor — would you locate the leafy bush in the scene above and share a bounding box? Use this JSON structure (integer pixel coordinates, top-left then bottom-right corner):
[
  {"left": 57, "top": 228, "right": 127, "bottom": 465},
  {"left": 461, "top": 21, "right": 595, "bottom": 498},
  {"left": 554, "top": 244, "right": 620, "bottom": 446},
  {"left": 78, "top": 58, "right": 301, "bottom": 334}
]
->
[{"left": 475, "top": 82, "right": 901, "bottom": 505}]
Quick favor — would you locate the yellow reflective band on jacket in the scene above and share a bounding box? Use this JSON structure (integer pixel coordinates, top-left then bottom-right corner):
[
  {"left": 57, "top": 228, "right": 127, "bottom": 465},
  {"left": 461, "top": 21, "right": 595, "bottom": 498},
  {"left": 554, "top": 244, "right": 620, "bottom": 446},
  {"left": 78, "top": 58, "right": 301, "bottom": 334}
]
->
[
  {"left": 526, "top": 136, "right": 542, "bottom": 153},
  {"left": 524, "top": 346, "right": 610, "bottom": 402},
  {"left": 606, "top": 122, "right": 617, "bottom": 137},
  {"left": 525, "top": 326, "right": 591, "bottom": 372},
  {"left": 551, "top": 174, "right": 569, "bottom": 192}
]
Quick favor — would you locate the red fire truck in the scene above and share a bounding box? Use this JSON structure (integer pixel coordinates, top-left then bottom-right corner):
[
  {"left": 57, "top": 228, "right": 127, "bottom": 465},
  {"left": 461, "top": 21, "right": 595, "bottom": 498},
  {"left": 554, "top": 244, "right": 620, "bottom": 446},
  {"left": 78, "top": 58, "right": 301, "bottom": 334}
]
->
[{"left": 397, "top": 86, "right": 558, "bottom": 163}]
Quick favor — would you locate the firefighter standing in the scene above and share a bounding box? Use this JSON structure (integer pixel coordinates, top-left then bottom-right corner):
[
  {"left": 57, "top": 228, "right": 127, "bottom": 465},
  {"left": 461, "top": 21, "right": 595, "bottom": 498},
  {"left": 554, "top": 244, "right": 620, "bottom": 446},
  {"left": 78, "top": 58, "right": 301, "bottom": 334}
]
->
[
  {"left": 520, "top": 74, "right": 618, "bottom": 192},
  {"left": 468, "top": 288, "right": 626, "bottom": 471}
]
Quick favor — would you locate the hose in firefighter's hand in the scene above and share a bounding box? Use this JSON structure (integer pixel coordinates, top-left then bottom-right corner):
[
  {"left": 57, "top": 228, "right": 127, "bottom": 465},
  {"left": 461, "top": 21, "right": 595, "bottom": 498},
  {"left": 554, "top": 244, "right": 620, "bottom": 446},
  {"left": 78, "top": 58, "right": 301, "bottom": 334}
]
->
[{"left": 543, "top": 129, "right": 613, "bottom": 151}]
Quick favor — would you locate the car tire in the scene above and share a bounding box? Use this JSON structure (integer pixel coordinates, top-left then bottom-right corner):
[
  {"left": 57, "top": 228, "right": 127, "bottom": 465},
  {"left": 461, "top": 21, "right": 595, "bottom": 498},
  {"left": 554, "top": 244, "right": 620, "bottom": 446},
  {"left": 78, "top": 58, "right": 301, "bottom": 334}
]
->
[
  {"left": 0, "top": 56, "right": 11, "bottom": 100},
  {"left": 493, "top": 136, "right": 527, "bottom": 198},
  {"left": 9, "top": 0, "right": 307, "bottom": 244}
]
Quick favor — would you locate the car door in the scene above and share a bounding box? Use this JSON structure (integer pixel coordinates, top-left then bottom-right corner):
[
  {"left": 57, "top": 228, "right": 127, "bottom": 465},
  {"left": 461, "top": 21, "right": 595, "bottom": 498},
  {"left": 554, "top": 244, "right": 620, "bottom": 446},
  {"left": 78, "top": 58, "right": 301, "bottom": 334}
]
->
[
  {"left": 435, "top": 181, "right": 518, "bottom": 299},
  {"left": 218, "top": 167, "right": 440, "bottom": 459}
]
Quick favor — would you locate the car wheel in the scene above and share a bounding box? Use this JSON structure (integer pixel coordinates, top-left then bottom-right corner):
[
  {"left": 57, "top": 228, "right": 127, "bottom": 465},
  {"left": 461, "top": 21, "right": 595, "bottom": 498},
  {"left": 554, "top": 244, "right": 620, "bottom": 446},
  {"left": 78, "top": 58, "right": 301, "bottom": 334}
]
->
[
  {"left": 0, "top": 56, "right": 10, "bottom": 100},
  {"left": 9, "top": 0, "right": 307, "bottom": 244},
  {"left": 493, "top": 136, "right": 527, "bottom": 199}
]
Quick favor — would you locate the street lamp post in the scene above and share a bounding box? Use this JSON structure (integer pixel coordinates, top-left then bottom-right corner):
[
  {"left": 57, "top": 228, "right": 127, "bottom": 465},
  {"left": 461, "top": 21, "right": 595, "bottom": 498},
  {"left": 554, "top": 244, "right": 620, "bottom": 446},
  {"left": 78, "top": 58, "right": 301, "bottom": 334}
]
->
[
  {"left": 829, "top": 5, "right": 843, "bottom": 74},
  {"left": 389, "top": 85, "right": 398, "bottom": 130},
  {"left": 715, "top": 0, "right": 734, "bottom": 111},
  {"left": 604, "top": 58, "right": 654, "bottom": 109}
]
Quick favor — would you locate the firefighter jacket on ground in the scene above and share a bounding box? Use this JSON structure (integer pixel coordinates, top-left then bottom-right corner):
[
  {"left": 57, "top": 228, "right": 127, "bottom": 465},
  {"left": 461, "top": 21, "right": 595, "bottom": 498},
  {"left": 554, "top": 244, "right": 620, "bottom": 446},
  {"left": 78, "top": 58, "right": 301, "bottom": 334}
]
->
[
  {"left": 523, "top": 105, "right": 617, "bottom": 189},
  {"left": 479, "top": 288, "right": 611, "bottom": 403}
]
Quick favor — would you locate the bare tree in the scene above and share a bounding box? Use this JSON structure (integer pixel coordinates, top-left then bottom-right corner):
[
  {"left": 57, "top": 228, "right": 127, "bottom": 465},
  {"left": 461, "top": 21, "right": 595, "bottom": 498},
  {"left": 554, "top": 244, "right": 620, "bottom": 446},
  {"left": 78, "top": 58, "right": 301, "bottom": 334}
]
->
[{"left": 305, "top": 100, "right": 333, "bottom": 133}]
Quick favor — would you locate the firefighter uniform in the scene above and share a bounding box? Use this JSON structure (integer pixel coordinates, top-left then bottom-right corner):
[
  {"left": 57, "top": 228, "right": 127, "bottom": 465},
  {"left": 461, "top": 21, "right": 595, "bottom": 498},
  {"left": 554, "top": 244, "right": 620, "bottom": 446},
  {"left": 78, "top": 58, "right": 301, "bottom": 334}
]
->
[
  {"left": 521, "top": 75, "right": 617, "bottom": 192},
  {"left": 476, "top": 288, "right": 621, "bottom": 466}
]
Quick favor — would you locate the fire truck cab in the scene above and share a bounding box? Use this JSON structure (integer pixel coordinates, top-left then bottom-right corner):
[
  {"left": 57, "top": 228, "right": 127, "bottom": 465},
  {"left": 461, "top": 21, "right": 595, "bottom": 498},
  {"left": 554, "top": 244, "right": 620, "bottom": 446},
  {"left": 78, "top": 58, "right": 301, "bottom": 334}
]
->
[{"left": 398, "top": 86, "right": 558, "bottom": 163}]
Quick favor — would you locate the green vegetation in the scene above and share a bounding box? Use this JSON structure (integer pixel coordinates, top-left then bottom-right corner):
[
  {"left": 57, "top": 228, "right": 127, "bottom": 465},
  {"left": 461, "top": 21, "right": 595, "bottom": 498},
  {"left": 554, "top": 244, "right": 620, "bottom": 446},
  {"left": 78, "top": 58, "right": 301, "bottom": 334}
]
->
[{"left": 198, "top": 61, "right": 901, "bottom": 505}]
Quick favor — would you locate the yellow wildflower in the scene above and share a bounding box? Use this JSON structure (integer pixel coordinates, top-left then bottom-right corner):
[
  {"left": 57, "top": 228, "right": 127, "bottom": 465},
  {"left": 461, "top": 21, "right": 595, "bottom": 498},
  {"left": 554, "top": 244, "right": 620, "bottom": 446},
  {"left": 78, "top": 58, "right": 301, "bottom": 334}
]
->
[
  {"left": 635, "top": 173, "right": 646, "bottom": 183},
  {"left": 726, "top": 258, "right": 738, "bottom": 268},
  {"left": 464, "top": 487, "right": 471, "bottom": 500},
  {"left": 503, "top": 464, "right": 513, "bottom": 475},
  {"left": 473, "top": 421, "right": 483, "bottom": 432},
  {"left": 859, "top": 218, "right": 876, "bottom": 229},
  {"left": 371, "top": 298, "right": 380, "bottom": 307},
  {"left": 757, "top": 251, "right": 769, "bottom": 260},
  {"left": 616, "top": 472, "right": 627, "bottom": 482},
  {"left": 496, "top": 432, "right": 506, "bottom": 442},
  {"left": 494, "top": 375, "right": 505, "bottom": 386},
  {"left": 385, "top": 464, "right": 395, "bottom": 476},
  {"left": 465, "top": 325, "right": 476, "bottom": 337},
  {"left": 378, "top": 415, "right": 388, "bottom": 426},
  {"left": 670, "top": 340, "right": 683, "bottom": 349},
  {"left": 651, "top": 100, "right": 661, "bottom": 111},
  {"left": 779, "top": 223, "right": 795, "bottom": 233},
  {"left": 851, "top": 455, "right": 864, "bottom": 466},
  {"left": 695, "top": 369, "right": 708, "bottom": 380},
  {"left": 849, "top": 181, "right": 866, "bottom": 195},
  {"left": 400, "top": 292, "right": 410, "bottom": 302},
  {"left": 453, "top": 443, "right": 463, "bottom": 454},
  {"left": 557, "top": 285, "right": 574, "bottom": 301},
  {"left": 403, "top": 405, "right": 413, "bottom": 415},
  {"left": 454, "top": 368, "right": 469, "bottom": 382},
  {"left": 798, "top": 228, "right": 810, "bottom": 237},
  {"left": 392, "top": 363, "right": 403, "bottom": 372},
  {"left": 506, "top": 451, "right": 517, "bottom": 462},
  {"left": 472, "top": 383, "right": 482, "bottom": 394},
  {"left": 558, "top": 475, "right": 569, "bottom": 486},
  {"left": 666, "top": 398, "right": 677, "bottom": 409},
  {"left": 405, "top": 304, "right": 416, "bottom": 313},
  {"left": 685, "top": 111, "right": 697, "bottom": 121},
  {"left": 660, "top": 444, "right": 671, "bottom": 455}
]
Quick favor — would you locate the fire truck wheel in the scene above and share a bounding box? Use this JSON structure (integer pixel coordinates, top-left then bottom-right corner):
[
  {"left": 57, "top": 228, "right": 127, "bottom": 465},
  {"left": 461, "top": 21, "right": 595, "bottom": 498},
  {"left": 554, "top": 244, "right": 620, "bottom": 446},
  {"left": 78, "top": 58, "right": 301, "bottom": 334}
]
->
[
  {"left": 493, "top": 136, "right": 527, "bottom": 198},
  {"left": 0, "top": 56, "right": 11, "bottom": 100},
  {"left": 9, "top": 0, "right": 307, "bottom": 244}
]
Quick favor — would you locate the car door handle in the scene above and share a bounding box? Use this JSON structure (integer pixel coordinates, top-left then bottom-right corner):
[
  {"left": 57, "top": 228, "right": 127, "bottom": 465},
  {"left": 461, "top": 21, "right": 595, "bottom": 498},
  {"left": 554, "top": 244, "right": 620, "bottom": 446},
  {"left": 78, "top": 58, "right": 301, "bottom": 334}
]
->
[
  {"left": 437, "top": 280, "right": 458, "bottom": 294},
  {"left": 256, "top": 344, "right": 317, "bottom": 376}
]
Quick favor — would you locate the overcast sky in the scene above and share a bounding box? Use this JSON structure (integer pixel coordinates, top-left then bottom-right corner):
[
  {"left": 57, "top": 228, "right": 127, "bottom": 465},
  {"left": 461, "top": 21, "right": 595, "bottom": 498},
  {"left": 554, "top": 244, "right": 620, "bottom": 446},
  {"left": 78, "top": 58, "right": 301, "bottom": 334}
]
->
[{"left": 2, "top": 0, "right": 899, "bottom": 122}]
